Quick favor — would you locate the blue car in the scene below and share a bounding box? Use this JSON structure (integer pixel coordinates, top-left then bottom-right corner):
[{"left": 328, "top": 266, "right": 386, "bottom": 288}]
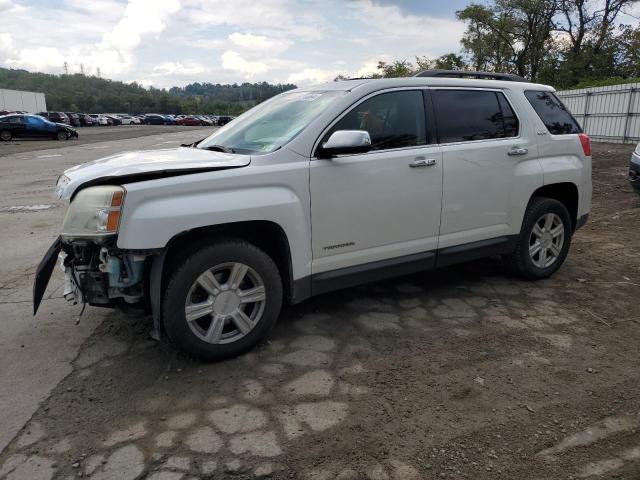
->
[{"left": 0, "top": 114, "right": 78, "bottom": 141}]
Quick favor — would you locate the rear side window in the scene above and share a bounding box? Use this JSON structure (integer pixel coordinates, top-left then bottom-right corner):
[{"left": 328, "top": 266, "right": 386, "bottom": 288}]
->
[
  {"left": 327, "top": 90, "right": 427, "bottom": 150},
  {"left": 524, "top": 90, "right": 581, "bottom": 135},
  {"left": 433, "top": 90, "right": 519, "bottom": 143}
]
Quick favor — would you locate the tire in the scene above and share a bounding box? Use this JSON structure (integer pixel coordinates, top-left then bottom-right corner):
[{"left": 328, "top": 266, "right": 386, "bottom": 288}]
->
[
  {"left": 56, "top": 130, "right": 68, "bottom": 141},
  {"left": 162, "top": 238, "right": 283, "bottom": 360},
  {"left": 505, "top": 197, "right": 573, "bottom": 280},
  {"left": 0, "top": 130, "right": 12, "bottom": 141}
]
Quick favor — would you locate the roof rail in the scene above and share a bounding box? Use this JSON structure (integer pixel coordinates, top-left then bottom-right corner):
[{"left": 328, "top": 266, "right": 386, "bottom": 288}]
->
[{"left": 414, "top": 69, "right": 526, "bottom": 82}]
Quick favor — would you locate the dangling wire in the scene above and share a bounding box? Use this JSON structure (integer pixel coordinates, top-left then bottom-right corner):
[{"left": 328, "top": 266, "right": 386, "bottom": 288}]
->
[{"left": 75, "top": 302, "right": 86, "bottom": 325}]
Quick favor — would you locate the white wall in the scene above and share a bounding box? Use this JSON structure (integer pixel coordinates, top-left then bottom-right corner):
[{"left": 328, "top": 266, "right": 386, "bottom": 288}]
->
[
  {"left": 0, "top": 89, "right": 47, "bottom": 113},
  {"left": 556, "top": 83, "right": 640, "bottom": 144}
]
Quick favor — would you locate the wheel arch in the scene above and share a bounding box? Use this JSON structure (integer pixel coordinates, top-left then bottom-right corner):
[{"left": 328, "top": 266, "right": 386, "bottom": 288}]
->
[
  {"left": 148, "top": 220, "right": 304, "bottom": 338},
  {"left": 529, "top": 182, "right": 579, "bottom": 231}
]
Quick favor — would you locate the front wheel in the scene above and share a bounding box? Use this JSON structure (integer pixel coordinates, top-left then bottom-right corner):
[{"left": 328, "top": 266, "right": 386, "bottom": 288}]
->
[
  {"left": 0, "top": 130, "right": 12, "bottom": 141},
  {"left": 505, "top": 197, "right": 572, "bottom": 280},
  {"left": 56, "top": 130, "right": 68, "bottom": 141},
  {"left": 162, "top": 238, "right": 283, "bottom": 360}
]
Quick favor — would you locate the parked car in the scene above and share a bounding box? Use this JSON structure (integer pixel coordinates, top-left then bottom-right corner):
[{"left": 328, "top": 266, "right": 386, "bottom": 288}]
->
[
  {"left": 0, "top": 114, "right": 78, "bottom": 141},
  {"left": 64, "top": 112, "right": 81, "bottom": 127},
  {"left": 37, "top": 112, "right": 70, "bottom": 125},
  {"left": 197, "top": 116, "right": 214, "bottom": 126},
  {"left": 105, "top": 115, "right": 121, "bottom": 126},
  {"left": 115, "top": 115, "right": 134, "bottom": 125},
  {"left": 34, "top": 71, "right": 592, "bottom": 360},
  {"left": 78, "top": 114, "right": 95, "bottom": 127},
  {"left": 176, "top": 116, "right": 204, "bottom": 126},
  {"left": 163, "top": 115, "right": 177, "bottom": 125},
  {"left": 89, "top": 114, "right": 109, "bottom": 126},
  {"left": 630, "top": 142, "right": 640, "bottom": 193},
  {"left": 143, "top": 114, "right": 168, "bottom": 125},
  {"left": 216, "top": 115, "right": 234, "bottom": 126}
]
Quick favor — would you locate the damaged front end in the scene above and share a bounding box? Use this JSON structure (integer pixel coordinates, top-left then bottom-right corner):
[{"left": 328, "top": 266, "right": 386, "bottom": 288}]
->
[
  {"left": 59, "top": 241, "right": 149, "bottom": 308},
  {"left": 34, "top": 184, "right": 152, "bottom": 316}
]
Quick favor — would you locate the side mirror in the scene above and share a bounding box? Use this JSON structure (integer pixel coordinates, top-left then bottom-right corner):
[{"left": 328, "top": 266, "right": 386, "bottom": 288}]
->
[{"left": 318, "top": 130, "right": 372, "bottom": 158}]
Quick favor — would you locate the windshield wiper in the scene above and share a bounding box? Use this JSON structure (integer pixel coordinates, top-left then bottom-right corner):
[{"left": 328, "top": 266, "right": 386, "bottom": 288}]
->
[
  {"left": 201, "top": 144, "right": 235, "bottom": 153},
  {"left": 181, "top": 138, "right": 206, "bottom": 148}
]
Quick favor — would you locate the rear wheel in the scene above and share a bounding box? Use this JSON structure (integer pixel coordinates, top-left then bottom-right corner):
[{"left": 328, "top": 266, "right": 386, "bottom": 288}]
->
[
  {"left": 505, "top": 197, "right": 572, "bottom": 279},
  {"left": 0, "top": 130, "right": 11, "bottom": 141},
  {"left": 162, "top": 238, "right": 283, "bottom": 360}
]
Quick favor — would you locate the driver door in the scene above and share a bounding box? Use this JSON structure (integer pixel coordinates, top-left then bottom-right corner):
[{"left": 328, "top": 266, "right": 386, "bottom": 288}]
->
[{"left": 310, "top": 89, "right": 443, "bottom": 285}]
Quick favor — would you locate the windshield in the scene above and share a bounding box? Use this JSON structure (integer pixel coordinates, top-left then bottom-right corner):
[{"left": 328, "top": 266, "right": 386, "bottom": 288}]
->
[{"left": 197, "top": 90, "right": 344, "bottom": 154}]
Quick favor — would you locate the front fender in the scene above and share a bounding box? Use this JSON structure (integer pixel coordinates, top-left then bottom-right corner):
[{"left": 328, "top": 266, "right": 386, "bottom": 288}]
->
[{"left": 116, "top": 164, "right": 311, "bottom": 280}]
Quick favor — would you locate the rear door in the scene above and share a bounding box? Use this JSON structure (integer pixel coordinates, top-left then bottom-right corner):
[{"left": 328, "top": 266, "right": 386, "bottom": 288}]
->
[
  {"left": 432, "top": 88, "right": 540, "bottom": 252},
  {"left": 310, "top": 89, "right": 443, "bottom": 278}
]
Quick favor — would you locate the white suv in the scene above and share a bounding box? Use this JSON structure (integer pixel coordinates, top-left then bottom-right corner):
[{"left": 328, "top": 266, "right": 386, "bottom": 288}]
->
[{"left": 33, "top": 71, "right": 592, "bottom": 360}]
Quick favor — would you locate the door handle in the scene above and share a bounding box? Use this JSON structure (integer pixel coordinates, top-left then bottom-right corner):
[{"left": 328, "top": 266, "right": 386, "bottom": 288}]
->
[
  {"left": 409, "top": 157, "right": 437, "bottom": 168},
  {"left": 507, "top": 147, "right": 528, "bottom": 156}
]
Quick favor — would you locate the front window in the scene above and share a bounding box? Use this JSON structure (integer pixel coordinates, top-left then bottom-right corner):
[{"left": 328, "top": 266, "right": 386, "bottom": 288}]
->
[
  {"left": 198, "top": 90, "right": 345, "bottom": 155},
  {"left": 26, "top": 115, "right": 50, "bottom": 126},
  {"left": 323, "top": 90, "right": 428, "bottom": 150}
]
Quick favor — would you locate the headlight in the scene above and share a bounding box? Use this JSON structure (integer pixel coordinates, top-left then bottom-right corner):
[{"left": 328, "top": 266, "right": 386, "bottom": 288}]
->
[{"left": 62, "top": 186, "right": 125, "bottom": 239}]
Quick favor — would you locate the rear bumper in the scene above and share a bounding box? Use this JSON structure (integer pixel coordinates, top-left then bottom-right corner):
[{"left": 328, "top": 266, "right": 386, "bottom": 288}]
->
[{"left": 630, "top": 151, "right": 640, "bottom": 192}]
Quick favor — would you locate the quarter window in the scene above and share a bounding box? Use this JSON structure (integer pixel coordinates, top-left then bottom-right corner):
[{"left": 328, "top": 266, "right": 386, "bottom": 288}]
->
[
  {"left": 325, "top": 90, "right": 427, "bottom": 151},
  {"left": 525, "top": 90, "right": 581, "bottom": 135},
  {"left": 433, "top": 90, "right": 519, "bottom": 143}
]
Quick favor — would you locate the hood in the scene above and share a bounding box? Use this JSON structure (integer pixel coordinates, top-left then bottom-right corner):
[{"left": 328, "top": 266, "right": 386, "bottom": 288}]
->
[{"left": 56, "top": 147, "right": 250, "bottom": 199}]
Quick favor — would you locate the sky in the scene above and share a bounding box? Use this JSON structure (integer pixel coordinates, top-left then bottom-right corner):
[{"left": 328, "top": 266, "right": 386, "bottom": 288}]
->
[{"left": 0, "top": 0, "right": 638, "bottom": 89}]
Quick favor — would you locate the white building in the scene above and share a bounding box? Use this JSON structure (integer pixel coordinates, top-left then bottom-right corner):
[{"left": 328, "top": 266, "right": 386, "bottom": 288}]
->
[{"left": 0, "top": 88, "right": 47, "bottom": 113}]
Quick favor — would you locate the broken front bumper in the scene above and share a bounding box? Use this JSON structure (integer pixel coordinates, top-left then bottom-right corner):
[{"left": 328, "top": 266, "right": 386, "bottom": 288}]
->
[
  {"left": 33, "top": 237, "right": 149, "bottom": 315},
  {"left": 33, "top": 236, "right": 62, "bottom": 314}
]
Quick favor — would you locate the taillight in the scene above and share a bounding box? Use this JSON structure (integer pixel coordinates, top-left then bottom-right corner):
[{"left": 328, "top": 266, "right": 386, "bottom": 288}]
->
[{"left": 579, "top": 133, "right": 591, "bottom": 157}]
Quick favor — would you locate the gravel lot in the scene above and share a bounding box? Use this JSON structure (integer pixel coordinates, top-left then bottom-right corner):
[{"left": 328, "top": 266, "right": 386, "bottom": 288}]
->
[{"left": 0, "top": 135, "right": 639, "bottom": 480}]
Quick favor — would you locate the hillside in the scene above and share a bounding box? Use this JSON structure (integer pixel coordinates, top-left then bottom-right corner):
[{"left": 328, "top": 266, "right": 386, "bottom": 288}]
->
[{"left": 0, "top": 67, "right": 296, "bottom": 115}]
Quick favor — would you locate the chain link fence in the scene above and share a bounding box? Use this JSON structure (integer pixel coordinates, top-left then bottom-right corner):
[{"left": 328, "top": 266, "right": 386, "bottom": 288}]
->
[{"left": 556, "top": 83, "right": 640, "bottom": 144}]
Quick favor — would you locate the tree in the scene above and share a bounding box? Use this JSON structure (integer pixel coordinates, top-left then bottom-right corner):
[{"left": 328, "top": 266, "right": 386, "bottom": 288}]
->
[
  {"left": 615, "top": 24, "right": 640, "bottom": 78},
  {"left": 457, "top": 0, "right": 558, "bottom": 80},
  {"left": 376, "top": 60, "right": 414, "bottom": 78},
  {"left": 551, "top": 0, "right": 638, "bottom": 83},
  {"left": 434, "top": 53, "right": 467, "bottom": 70}
]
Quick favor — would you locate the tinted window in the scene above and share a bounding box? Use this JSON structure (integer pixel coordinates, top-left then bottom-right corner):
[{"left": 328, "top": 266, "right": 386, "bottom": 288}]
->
[
  {"left": 497, "top": 93, "right": 519, "bottom": 137},
  {"left": 326, "top": 90, "right": 427, "bottom": 150},
  {"left": 8, "top": 116, "right": 24, "bottom": 124},
  {"left": 433, "top": 90, "right": 517, "bottom": 143},
  {"left": 525, "top": 90, "right": 581, "bottom": 135}
]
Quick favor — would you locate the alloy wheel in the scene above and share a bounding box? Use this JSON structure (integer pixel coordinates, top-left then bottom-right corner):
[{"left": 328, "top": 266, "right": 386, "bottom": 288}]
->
[
  {"left": 529, "top": 212, "right": 565, "bottom": 268},
  {"left": 184, "top": 262, "right": 266, "bottom": 345}
]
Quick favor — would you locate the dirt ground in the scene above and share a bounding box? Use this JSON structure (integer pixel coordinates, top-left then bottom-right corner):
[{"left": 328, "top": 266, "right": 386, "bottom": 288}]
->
[
  {"left": 0, "top": 125, "right": 211, "bottom": 156},
  {"left": 0, "top": 142, "right": 639, "bottom": 480}
]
